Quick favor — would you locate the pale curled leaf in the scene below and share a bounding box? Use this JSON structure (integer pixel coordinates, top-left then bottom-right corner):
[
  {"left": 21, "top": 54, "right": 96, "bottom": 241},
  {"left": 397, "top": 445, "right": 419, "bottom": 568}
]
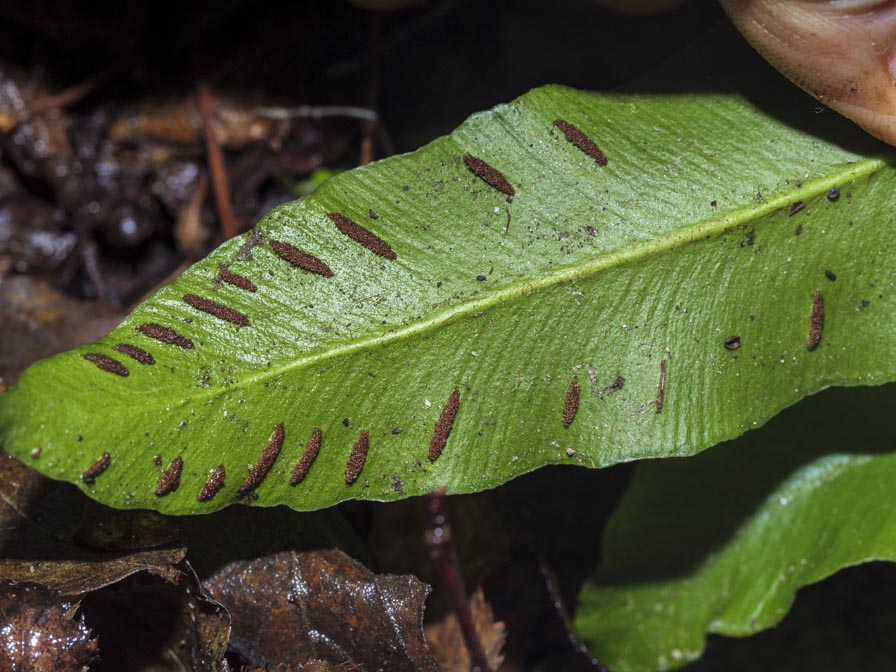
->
[{"left": 0, "top": 29, "right": 895, "bottom": 513}]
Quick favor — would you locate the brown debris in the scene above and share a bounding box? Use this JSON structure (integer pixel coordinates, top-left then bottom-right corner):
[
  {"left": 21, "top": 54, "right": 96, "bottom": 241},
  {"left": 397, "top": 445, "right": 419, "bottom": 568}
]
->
[
  {"left": 656, "top": 359, "right": 667, "bottom": 414},
  {"left": 463, "top": 154, "right": 515, "bottom": 197},
  {"left": 112, "top": 343, "right": 155, "bottom": 365},
  {"left": 290, "top": 428, "right": 323, "bottom": 486},
  {"left": 724, "top": 335, "right": 741, "bottom": 351},
  {"left": 137, "top": 323, "right": 194, "bottom": 349},
  {"left": 789, "top": 201, "right": 805, "bottom": 216},
  {"left": 82, "top": 352, "right": 129, "bottom": 377},
  {"left": 270, "top": 240, "right": 333, "bottom": 277},
  {"left": 197, "top": 464, "right": 226, "bottom": 502},
  {"left": 154, "top": 456, "right": 184, "bottom": 497},
  {"left": 345, "top": 430, "right": 370, "bottom": 485},
  {"left": 238, "top": 423, "right": 285, "bottom": 496},
  {"left": 601, "top": 375, "right": 625, "bottom": 396},
  {"left": 327, "top": 212, "right": 397, "bottom": 260},
  {"left": 552, "top": 119, "right": 608, "bottom": 166},
  {"left": 562, "top": 380, "right": 580, "bottom": 428},
  {"left": 807, "top": 290, "right": 825, "bottom": 351},
  {"left": 429, "top": 387, "right": 460, "bottom": 463},
  {"left": 81, "top": 452, "right": 111, "bottom": 485},
  {"left": 182, "top": 293, "right": 250, "bottom": 326},
  {"left": 218, "top": 267, "right": 257, "bottom": 292}
]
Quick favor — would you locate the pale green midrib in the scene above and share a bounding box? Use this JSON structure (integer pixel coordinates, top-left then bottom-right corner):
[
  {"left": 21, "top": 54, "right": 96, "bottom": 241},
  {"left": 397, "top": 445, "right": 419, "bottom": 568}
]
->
[{"left": 130, "top": 155, "right": 887, "bottom": 414}]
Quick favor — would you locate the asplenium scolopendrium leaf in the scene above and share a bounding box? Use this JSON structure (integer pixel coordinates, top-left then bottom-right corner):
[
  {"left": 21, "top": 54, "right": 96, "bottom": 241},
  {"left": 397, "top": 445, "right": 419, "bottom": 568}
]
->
[
  {"left": 574, "top": 384, "right": 896, "bottom": 672},
  {"left": 1, "top": 29, "right": 894, "bottom": 514}
]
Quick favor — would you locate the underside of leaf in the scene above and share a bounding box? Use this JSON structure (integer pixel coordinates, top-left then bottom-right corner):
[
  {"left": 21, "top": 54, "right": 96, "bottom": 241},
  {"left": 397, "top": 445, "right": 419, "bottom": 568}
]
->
[{"left": 0, "top": 28, "right": 894, "bottom": 514}]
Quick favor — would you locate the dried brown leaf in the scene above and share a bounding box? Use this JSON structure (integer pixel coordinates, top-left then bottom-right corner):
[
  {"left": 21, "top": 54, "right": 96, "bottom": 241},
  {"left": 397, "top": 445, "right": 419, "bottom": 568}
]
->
[
  {"left": 424, "top": 587, "right": 506, "bottom": 672},
  {"left": 0, "top": 452, "right": 185, "bottom": 595},
  {"left": 204, "top": 549, "right": 439, "bottom": 671}
]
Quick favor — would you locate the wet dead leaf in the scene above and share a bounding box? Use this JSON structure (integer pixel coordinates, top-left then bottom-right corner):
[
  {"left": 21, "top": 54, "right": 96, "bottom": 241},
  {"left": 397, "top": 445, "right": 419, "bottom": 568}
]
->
[
  {"left": 203, "top": 549, "right": 440, "bottom": 671},
  {"left": 0, "top": 580, "right": 98, "bottom": 671},
  {"left": 0, "top": 275, "right": 123, "bottom": 390},
  {"left": 80, "top": 565, "right": 229, "bottom": 672},
  {"left": 0, "top": 451, "right": 185, "bottom": 595},
  {"left": 424, "top": 586, "right": 506, "bottom": 672}
]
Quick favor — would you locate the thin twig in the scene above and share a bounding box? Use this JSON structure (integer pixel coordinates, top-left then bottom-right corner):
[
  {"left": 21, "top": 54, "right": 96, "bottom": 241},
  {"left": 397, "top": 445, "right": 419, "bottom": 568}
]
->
[
  {"left": 539, "top": 559, "right": 609, "bottom": 671},
  {"left": 197, "top": 81, "right": 239, "bottom": 240},
  {"left": 425, "top": 487, "right": 493, "bottom": 672},
  {"left": 251, "top": 105, "right": 378, "bottom": 122},
  {"left": 29, "top": 64, "right": 121, "bottom": 116}
]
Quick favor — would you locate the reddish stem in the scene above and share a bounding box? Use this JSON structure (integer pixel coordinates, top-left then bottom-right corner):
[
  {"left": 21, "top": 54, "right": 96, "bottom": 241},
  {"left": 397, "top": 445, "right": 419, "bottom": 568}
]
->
[{"left": 426, "top": 488, "right": 493, "bottom": 672}]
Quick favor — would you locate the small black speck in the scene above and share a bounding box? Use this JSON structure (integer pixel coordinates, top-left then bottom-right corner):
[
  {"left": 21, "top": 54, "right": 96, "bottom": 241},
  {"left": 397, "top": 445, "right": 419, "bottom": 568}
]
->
[
  {"left": 827, "top": 187, "right": 840, "bottom": 201},
  {"left": 436, "top": 281, "right": 443, "bottom": 288},
  {"left": 475, "top": 275, "right": 487, "bottom": 281},
  {"left": 825, "top": 270, "right": 837, "bottom": 282},
  {"left": 391, "top": 475, "right": 404, "bottom": 494},
  {"left": 402, "top": 185, "right": 409, "bottom": 192},
  {"left": 585, "top": 226, "right": 597, "bottom": 236},
  {"left": 76, "top": 434, "right": 83, "bottom": 442},
  {"left": 789, "top": 201, "right": 805, "bottom": 216},
  {"left": 749, "top": 314, "right": 756, "bottom": 321},
  {"left": 724, "top": 335, "right": 741, "bottom": 351},
  {"left": 184, "top": 317, "right": 193, "bottom": 324},
  {"left": 861, "top": 299, "right": 870, "bottom": 308},
  {"left": 796, "top": 180, "right": 802, "bottom": 188},
  {"left": 710, "top": 200, "right": 717, "bottom": 207},
  {"left": 369, "top": 209, "right": 379, "bottom": 219},
  {"left": 342, "top": 418, "right": 350, "bottom": 427},
  {"left": 391, "top": 426, "right": 403, "bottom": 434},
  {"left": 795, "top": 224, "right": 803, "bottom": 236},
  {"left": 153, "top": 455, "right": 162, "bottom": 467}
]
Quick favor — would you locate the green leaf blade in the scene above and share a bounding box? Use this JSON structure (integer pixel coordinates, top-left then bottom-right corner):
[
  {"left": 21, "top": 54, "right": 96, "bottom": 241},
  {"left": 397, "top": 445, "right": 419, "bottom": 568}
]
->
[
  {"left": 573, "top": 385, "right": 896, "bottom": 672},
  {"left": 2, "top": 36, "right": 895, "bottom": 514}
]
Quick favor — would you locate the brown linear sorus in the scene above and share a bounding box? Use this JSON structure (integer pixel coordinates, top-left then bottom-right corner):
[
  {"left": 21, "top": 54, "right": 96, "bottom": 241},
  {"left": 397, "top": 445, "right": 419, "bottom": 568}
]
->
[
  {"left": 137, "top": 323, "right": 194, "bottom": 349},
  {"left": 807, "top": 289, "right": 825, "bottom": 351},
  {"left": 563, "top": 380, "right": 580, "bottom": 428},
  {"left": 82, "top": 452, "right": 111, "bottom": 485},
  {"left": 197, "top": 464, "right": 226, "bottom": 502},
  {"left": 463, "top": 153, "right": 515, "bottom": 197},
  {"left": 290, "top": 428, "right": 323, "bottom": 486},
  {"left": 270, "top": 240, "right": 333, "bottom": 277},
  {"left": 327, "top": 212, "right": 397, "bottom": 260},
  {"left": 218, "top": 267, "right": 257, "bottom": 292},
  {"left": 183, "top": 294, "right": 250, "bottom": 326},
  {"left": 238, "top": 423, "right": 285, "bottom": 496},
  {"left": 82, "top": 353, "right": 129, "bottom": 377},
  {"left": 429, "top": 388, "right": 460, "bottom": 463},
  {"left": 154, "top": 456, "right": 184, "bottom": 496},
  {"left": 345, "top": 430, "right": 370, "bottom": 485},
  {"left": 552, "top": 119, "right": 608, "bottom": 166},
  {"left": 113, "top": 344, "right": 155, "bottom": 365}
]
